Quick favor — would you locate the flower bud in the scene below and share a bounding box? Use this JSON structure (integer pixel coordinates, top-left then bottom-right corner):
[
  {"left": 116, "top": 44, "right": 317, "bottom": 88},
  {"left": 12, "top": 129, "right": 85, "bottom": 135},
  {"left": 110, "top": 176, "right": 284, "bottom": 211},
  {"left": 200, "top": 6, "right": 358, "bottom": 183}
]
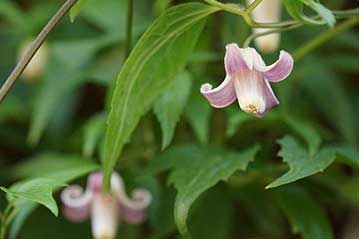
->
[
  {"left": 18, "top": 39, "right": 48, "bottom": 81},
  {"left": 247, "top": 0, "right": 282, "bottom": 53}
]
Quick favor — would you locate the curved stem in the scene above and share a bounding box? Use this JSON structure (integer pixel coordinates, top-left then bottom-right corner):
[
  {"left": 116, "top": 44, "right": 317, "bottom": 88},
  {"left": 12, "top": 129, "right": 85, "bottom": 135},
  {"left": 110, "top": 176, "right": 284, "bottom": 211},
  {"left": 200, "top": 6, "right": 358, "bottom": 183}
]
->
[
  {"left": 0, "top": 0, "right": 78, "bottom": 103},
  {"left": 243, "top": 23, "right": 302, "bottom": 47},
  {"left": 333, "top": 8, "right": 359, "bottom": 18},
  {"left": 203, "top": 0, "right": 244, "bottom": 16},
  {"left": 293, "top": 17, "right": 359, "bottom": 61},
  {"left": 124, "top": 0, "right": 134, "bottom": 58}
]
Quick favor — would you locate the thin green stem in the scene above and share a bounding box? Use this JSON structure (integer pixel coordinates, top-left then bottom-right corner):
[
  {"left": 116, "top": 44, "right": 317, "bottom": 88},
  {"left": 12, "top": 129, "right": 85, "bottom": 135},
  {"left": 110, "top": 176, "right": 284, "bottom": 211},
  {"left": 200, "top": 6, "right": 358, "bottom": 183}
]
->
[
  {"left": 0, "top": 0, "right": 78, "bottom": 103},
  {"left": 244, "top": 0, "right": 262, "bottom": 15},
  {"left": 203, "top": 0, "right": 244, "bottom": 16},
  {"left": 293, "top": 17, "right": 359, "bottom": 61},
  {"left": 243, "top": 23, "right": 302, "bottom": 47},
  {"left": 333, "top": 8, "right": 359, "bottom": 18},
  {"left": 124, "top": 0, "right": 134, "bottom": 58},
  {"left": 0, "top": 201, "right": 15, "bottom": 239}
]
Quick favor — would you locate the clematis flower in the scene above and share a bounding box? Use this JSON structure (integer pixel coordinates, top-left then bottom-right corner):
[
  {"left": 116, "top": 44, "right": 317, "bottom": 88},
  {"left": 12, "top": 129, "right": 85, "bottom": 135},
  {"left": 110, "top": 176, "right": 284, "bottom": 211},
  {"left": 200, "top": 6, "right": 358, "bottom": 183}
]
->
[
  {"left": 247, "top": 0, "right": 282, "bottom": 53},
  {"left": 200, "top": 43, "right": 293, "bottom": 117},
  {"left": 61, "top": 172, "right": 151, "bottom": 239}
]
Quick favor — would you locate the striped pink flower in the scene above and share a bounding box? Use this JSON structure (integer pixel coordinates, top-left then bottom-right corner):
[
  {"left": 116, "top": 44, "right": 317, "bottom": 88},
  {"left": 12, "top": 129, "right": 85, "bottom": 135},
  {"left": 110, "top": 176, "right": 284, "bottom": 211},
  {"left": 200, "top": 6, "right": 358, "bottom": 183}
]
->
[
  {"left": 200, "top": 43, "right": 293, "bottom": 117},
  {"left": 61, "top": 172, "right": 151, "bottom": 239}
]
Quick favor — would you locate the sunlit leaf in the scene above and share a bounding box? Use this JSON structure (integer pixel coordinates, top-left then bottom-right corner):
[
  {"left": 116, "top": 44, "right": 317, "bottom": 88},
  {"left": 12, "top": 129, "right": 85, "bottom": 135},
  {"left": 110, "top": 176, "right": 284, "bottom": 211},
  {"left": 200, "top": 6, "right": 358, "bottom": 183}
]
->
[
  {"left": 103, "top": 3, "right": 218, "bottom": 186},
  {"left": 154, "top": 72, "right": 192, "bottom": 149}
]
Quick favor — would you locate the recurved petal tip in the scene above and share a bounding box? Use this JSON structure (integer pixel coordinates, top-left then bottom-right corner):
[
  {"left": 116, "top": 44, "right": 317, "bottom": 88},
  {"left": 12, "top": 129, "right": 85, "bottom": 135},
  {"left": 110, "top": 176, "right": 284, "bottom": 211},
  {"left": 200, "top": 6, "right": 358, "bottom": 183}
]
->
[
  {"left": 264, "top": 50, "right": 293, "bottom": 82},
  {"left": 200, "top": 75, "right": 236, "bottom": 108},
  {"left": 61, "top": 185, "right": 93, "bottom": 222},
  {"left": 120, "top": 189, "right": 152, "bottom": 224}
]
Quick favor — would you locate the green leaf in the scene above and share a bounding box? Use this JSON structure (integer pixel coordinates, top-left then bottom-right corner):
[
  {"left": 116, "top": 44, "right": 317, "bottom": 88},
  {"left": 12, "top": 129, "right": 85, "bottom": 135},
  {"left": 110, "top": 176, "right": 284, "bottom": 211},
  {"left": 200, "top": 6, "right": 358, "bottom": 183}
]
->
[
  {"left": 188, "top": 187, "right": 234, "bottom": 239},
  {"left": 301, "top": 0, "right": 335, "bottom": 27},
  {"left": 185, "top": 81, "right": 212, "bottom": 144},
  {"left": 83, "top": 113, "right": 107, "bottom": 157},
  {"left": 273, "top": 186, "right": 334, "bottom": 239},
  {"left": 282, "top": 0, "right": 335, "bottom": 27},
  {"left": 9, "top": 202, "right": 37, "bottom": 239},
  {"left": 171, "top": 145, "right": 258, "bottom": 239},
  {"left": 334, "top": 146, "right": 359, "bottom": 169},
  {"left": 147, "top": 144, "right": 258, "bottom": 238},
  {"left": 2, "top": 154, "right": 99, "bottom": 217},
  {"left": 1, "top": 178, "right": 64, "bottom": 216},
  {"left": 69, "top": 0, "right": 90, "bottom": 22},
  {"left": 284, "top": 116, "right": 321, "bottom": 156},
  {"left": 103, "top": 3, "right": 218, "bottom": 186},
  {"left": 266, "top": 136, "right": 336, "bottom": 188},
  {"left": 154, "top": 72, "right": 192, "bottom": 149},
  {"left": 11, "top": 153, "right": 100, "bottom": 181},
  {"left": 300, "top": 60, "right": 357, "bottom": 145}
]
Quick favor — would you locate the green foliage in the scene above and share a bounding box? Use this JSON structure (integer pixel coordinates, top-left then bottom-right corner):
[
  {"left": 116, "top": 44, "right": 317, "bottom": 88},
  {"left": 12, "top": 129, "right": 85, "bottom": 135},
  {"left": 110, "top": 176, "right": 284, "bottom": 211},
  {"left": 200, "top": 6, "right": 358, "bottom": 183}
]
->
[
  {"left": 273, "top": 186, "right": 334, "bottom": 239},
  {"left": 82, "top": 112, "right": 107, "bottom": 157},
  {"left": 282, "top": 0, "right": 335, "bottom": 27},
  {"left": 148, "top": 144, "right": 259, "bottom": 238},
  {"left": 1, "top": 178, "right": 64, "bottom": 216},
  {"left": 103, "top": 3, "right": 218, "bottom": 187},
  {"left": 267, "top": 136, "right": 359, "bottom": 189},
  {"left": 69, "top": 0, "right": 90, "bottom": 22},
  {"left": 154, "top": 72, "right": 192, "bottom": 149},
  {"left": 1, "top": 154, "right": 98, "bottom": 216}
]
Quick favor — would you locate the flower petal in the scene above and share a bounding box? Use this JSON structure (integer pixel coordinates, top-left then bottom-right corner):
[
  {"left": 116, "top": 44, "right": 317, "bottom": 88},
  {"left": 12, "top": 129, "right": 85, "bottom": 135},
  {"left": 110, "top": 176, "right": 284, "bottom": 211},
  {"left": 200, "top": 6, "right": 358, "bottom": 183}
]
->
[
  {"left": 111, "top": 173, "right": 152, "bottom": 224},
  {"left": 200, "top": 75, "right": 236, "bottom": 108},
  {"left": 87, "top": 172, "right": 103, "bottom": 193},
  {"left": 91, "top": 194, "right": 119, "bottom": 239},
  {"left": 256, "top": 79, "right": 279, "bottom": 117},
  {"left": 253, "top": 50, "right": 293, "bottom": 82},
  {"left": 61, "top": 185, "right": 93, "bottom": 222},
  {"left": 225, "top": 43, "right": 249, "bottom": 75}
]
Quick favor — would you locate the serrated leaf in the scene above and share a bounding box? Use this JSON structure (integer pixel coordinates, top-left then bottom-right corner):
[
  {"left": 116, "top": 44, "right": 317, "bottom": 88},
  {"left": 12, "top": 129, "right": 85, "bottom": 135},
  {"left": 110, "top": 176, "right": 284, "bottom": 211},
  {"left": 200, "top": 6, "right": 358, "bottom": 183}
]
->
[
  {"left": 103, "top": 3, "right": 219, "bottom": 186},
  {"left": 266, "top": 136, "right": 336, "bottom": 188},
  {"left": 83, "top": 113, "right": 107, "bottom": 157},
  {"left": 147, "top": 144, "right": 258, "bottom": 238},
  {"left": 171, "top": 145, "right": 258, "bottom": 239},
  {"left": 273, "top": 186, "right": 334, "bottom": 239},
  {"left": 69, "top": 0, "right": 90, "bottom": 22},
  {"left": 154, "top": 72, "right": 192, "bottom": 149},
  {"left": 1, "top": 178, "right": 64, "bottom": 216},
  {"left": 2, "top": 154, "right": 99, "bottom": 218}
]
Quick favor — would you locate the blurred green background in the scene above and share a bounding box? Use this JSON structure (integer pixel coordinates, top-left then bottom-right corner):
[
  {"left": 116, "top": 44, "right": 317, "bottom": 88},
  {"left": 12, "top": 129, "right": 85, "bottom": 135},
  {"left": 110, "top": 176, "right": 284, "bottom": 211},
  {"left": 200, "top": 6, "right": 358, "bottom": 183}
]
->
[{"left": 0, "top": 0, "right": 358, "bottom": 238}]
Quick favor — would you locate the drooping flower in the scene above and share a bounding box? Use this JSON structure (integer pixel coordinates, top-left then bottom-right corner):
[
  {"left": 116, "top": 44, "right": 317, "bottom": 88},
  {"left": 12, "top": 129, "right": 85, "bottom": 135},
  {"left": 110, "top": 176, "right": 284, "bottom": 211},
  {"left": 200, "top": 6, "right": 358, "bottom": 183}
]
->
[
  {"left": 247, "top": 0, "right": 282, "bottom": 53},
  {"left": 200, "top": 43, "right": 293, "bottom": 117},
  {"left": 61, "top": 172, "right": 151, "bottom": 239}
]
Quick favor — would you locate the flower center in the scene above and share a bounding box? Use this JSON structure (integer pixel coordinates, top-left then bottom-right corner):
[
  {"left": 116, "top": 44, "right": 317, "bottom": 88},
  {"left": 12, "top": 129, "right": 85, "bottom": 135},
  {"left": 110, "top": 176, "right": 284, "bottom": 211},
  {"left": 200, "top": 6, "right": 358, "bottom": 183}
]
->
[{"left": 233, "top": 69, "right": 266, "bottom": 115}]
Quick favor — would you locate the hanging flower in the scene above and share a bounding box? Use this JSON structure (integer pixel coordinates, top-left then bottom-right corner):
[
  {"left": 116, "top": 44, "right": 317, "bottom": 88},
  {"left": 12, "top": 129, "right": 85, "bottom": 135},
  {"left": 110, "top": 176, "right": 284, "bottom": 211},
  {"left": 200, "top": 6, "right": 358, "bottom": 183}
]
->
[
  {"left": 200, "top": 43, "right": 293, "bottom": 117},
  {"left": 247, "top": 0, "right": 282, "bottom": 53},
  {"left": 61, "top": 172, "right": 151, "bottom": 239}
]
